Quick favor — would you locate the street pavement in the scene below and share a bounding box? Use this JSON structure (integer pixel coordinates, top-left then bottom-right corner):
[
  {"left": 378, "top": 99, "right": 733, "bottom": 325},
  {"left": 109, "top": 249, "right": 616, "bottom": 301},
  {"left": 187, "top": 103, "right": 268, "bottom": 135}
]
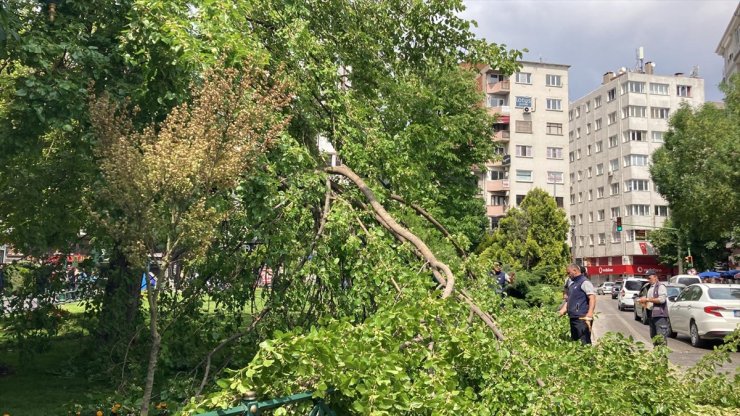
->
[{"left": 592, "top": 294, "right": 739, "bottom": 374}]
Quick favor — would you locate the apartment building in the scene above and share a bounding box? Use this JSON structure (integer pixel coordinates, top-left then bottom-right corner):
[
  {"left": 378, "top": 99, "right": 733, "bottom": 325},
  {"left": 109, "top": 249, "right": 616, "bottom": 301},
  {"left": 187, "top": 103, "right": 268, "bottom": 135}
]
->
[
  {"left": 475, "top": 61, "right": 571, "bottom": 229},
  {"left": 569, "top": 66, "right": 704, "bottom": 281},
  {"left": 716, "top": 3, "right": 740, "bottom": 84}
]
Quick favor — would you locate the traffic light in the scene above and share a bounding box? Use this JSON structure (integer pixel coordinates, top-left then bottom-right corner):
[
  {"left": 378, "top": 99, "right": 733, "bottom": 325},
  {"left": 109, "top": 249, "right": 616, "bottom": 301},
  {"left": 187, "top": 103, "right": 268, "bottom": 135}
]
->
[
  {"left": 684, "top": 255, "right": 694, "bottom": 267},
  {"left": 616, "top": 217, "right": 623, "bottom": 232}
]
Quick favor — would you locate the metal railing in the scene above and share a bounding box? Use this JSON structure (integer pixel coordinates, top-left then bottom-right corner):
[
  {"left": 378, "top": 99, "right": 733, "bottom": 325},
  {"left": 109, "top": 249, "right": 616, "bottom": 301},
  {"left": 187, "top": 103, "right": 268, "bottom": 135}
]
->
[{"left": 199, "top": 390, "right": 335, "bottom": 416}]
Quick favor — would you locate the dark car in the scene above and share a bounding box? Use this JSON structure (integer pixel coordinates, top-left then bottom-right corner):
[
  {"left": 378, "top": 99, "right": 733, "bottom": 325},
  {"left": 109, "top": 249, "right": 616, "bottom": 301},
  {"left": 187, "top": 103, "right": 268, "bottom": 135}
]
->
[
  {"left": 633, "top": 283, "right": 685, "bottom": 337},
  {"left": 611, "top": 281, "right": 623, "bottom": 299}
]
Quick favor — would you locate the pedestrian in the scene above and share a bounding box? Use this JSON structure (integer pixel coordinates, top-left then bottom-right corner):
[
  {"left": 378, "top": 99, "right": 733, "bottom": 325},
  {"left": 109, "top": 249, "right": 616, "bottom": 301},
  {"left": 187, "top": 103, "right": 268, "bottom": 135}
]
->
[
  {"left": 637, "top": 270, "right": 670, "bottom": 346},
  {"left": 491, "top": 262, "right": 507, "bottom": 295},
  {"left": 558, "top": 264, "right": 596, "bottom": 345}
]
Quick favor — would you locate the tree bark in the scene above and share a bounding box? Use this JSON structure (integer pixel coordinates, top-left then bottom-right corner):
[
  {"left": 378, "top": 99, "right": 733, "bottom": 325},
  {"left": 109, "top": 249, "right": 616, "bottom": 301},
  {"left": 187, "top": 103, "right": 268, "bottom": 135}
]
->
[{"left": 140, "top": 267, "right": 161, "bottom": 416}]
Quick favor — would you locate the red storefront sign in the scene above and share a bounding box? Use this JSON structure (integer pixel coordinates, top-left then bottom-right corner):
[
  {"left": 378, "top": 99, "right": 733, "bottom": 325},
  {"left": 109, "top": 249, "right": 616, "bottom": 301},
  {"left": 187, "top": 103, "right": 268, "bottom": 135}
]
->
[{"left": 586, "top": 264, "right": 673, "bottom": 276}]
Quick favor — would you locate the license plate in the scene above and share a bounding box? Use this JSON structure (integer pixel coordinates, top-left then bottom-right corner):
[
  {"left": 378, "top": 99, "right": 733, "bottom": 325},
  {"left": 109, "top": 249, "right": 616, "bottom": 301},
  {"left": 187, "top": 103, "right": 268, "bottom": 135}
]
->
[{"left": 735, "top": 310, "right": 740, "bottom": 318}]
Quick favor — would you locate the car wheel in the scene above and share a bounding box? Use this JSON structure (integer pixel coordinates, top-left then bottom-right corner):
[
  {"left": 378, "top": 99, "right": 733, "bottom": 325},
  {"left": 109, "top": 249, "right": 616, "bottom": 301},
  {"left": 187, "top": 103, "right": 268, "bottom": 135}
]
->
[
  {"left": 690, "top": 321, "right": 704, "bottom": 347},
  {"left": 641, "top": 310, "right": 649, "bottom": 325}
]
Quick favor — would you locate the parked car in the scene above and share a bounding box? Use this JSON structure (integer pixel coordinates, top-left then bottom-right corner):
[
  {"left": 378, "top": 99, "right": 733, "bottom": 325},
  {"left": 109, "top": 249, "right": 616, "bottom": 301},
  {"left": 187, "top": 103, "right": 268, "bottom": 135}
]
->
[
  {"left": 669, "top": 274, "right": 702, "bottom": 286},
  {"left": 611, "top": 281, "right": 623, "bottom": 299},
  {"left": 597, "top": 281, "right": 615, "bottom": 295},
  {"left": 617, "top": 278, "right": 648, "bottom": 311},
  {"left": 633, "top": 283, "right": 685, "bottom": 332},
  {"left": 668, "top": 284, "right": 740, "bottom": 347}
]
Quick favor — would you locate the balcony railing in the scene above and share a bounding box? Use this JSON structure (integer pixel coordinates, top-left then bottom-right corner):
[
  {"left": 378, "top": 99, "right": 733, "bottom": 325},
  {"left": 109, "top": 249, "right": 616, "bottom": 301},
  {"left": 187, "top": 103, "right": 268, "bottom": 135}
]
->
[
  {"left": 493, "top": 130, "right": 510, "bottom": 141},
  {"left": 487, "top": 105, "right": 510, "bottom": 116},
  {"left": 486, "top": 179, "right": 510, "bottom": 192},
  {"left": 487, "top": 80, "right": 510, "bottom": 94},
  {"left": 486, "top": 205, "right": 508, "bottom": 217}
]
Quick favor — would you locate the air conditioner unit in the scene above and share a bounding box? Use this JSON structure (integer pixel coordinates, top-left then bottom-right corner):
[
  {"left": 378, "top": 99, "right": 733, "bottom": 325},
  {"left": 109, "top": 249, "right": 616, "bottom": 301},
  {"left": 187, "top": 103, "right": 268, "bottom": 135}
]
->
[{"left": 523, "top": 107, "right": 531, "bottom": 113}]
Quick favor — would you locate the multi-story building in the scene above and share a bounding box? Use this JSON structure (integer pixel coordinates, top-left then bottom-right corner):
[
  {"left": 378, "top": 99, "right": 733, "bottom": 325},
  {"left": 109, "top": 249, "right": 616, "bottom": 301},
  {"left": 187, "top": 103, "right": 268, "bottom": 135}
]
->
[
  {"left": 569, "top": 65, "right": 704, "bottom": 282},
  {"left": 716, "top": 3, "right": 740, "bottom": 84},
  {"left": 475, "top": 61, "right": 571, "bottom": 228}
]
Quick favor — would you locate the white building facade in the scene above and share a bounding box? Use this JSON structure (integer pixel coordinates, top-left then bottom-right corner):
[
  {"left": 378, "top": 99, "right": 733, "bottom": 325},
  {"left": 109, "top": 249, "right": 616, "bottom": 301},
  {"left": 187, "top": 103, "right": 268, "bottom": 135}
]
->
[
  {"left": 569, "top": 68, "right": 704, "bottom": 281},
  {"left": 476, "top": 61, "right": 571, "bottom": 228},
  {"left": 716, "top": 3, "right": 740, "bottom": 84}
]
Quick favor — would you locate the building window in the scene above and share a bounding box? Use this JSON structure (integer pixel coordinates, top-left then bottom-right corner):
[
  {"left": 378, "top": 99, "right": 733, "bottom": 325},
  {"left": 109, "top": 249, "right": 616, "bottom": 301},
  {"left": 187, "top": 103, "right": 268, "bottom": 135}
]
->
[
  {"left": 546, "top": 74, "right": 562, "bottom": 86},
  {"left": 547, "top": 171, "right": 564, "bottom": 183},
  {"left": 489, "top": 169, "right": 507, "bottom": 180},
  {"left": 569, "top": 172, "right": 575, "bottom": 183},
  {"left": 608, "top": 135, "right": 619, "bottom": 148},
  {"left": 610, "top": 183, "right": 620, "bottom": 196},
  {"left": 570, "top": 194, "right": 575, "bottom": 205},
  {"left": 625, "top": 230, "right": 635, "bottom": 242},
  {"left": 612, "top": 231, "right": 621, "bottom": 243},
  {"left": 621, "top": 81, "right": 645, "bottom": 94},
  {"left": 576, "top": 149, "right": 581, "bottom": 159},
  {"left": 578, "top": 192, "right": 583, "bottom": 202},
  {"left": 622, "top": 105, "right": 646, "bottom": 118},
  {"left": 652, "top": 131, "right": 665, "bottom": 142},
  {"left": 579, "top": 236, "right": 584, "bottom": 247},
  {"left": 577, "top": 170, "right": 582, "bottom": 181},
  {"left": 597, "top": 187, "right": 604, "bottom": 199},
  {"left": 651, "top": 107, "right": 670, "bottom": 119},
  {"left": 624, "top": 130, "right": 647, "bottom": 142},
  {"left": 586, "top": 145, "right": 592, "bottom": 156},
  {"left": 546, "top": 147, "right": 563, "bottom": 159},
  {"left": 568, "top": 110, "right": 574, "bottom": 121},
  {"left": 555, "top": 197, "right": 564, "bottom": 208},
  {"left": 515, "top": 145, "right": 533, "bottom": 157},
  {"left": 546, "top": 122, "right": 563, "bottom": 135},
  {"left": 587, "top": 167, "right": 593, "bottom": 178},
  {"left": 650, "top": 83, "right": 669, "bottom": 95},
  {"left": 587, "top": 190, "right": 593, "bottom": 201},
  {"left": 515, "top": 120, "right": 533, "bottom": 133},
  {"left": 623, "top": 154, "right": 649, "bottom": 167},
  {"left": 487, "top": 95, "right": 508, "bottom": 107},
  {"left": 588, "top": 211, "right": 594, "bottom": 222},
  {"left": 586, "top": 123, "right": 591, "bottom": 134},
  {"left": 594, "top": 96, "right": 602, "bottom": 108},
  {"left": 598, "top": 233, "right": 606, "bottom": 245},
  {"left": 516, "top": 194, "right": 526, "bottom": 205},
  {"left": 625, "top": 179, "right": 650, "bottom": 192},
  {"left": 515, "top": 170, "right": 533, "bottom": 182},
  {"left": 585, "top": 101, "right": 591, "bottom": 113},
  {"left": 595, "top": 118, "right": 602, "bottom": 131},
  {"left": 607, "top": 88, "right": 616, "bottom": 101},
  {"left": 595, "top": 141, "right": 603, "bottom": 153},
  {"left": 608, "top": 112, "right": 617, "bottom": 125},
  {"left": 596, "top": 163, "right": 604, "bottom": 175},
  {"left": 546, "top": 98, "right": 562, "bottom": 111},
  {"left": 578, "top": 214, "right": 583, "bottom": 224},
  {"left": 569, "top": 151, "right": 575, "bottom": 162},
  {"left": 575, "top": 107, "right": 581, "bottom": 118},
  {"left": 611, "top": 207, "right": 621, "bottom": 219},
  {"left": 677, "top": 85, "right": 691, "bottom": 97},
  {"left": 654, "top": 205, "right": 669, "bottom": 216},
  {"left": 589, "top": 235, "right": 594, "bottom": 246},
  {"left": 609, "top": 158, "right": 619, "bottom": 172},
  {"left": 491, "top": 195, "right": 508, "bottom": 206},
  {"left": 627, "top": 204, "right": 650, "bottom": 216},
  {"left": 516, "top": 72, "right": 532, "bottom": 84},
  {"left": 493, "top": 146, "right": 507, "bottom": 156}
]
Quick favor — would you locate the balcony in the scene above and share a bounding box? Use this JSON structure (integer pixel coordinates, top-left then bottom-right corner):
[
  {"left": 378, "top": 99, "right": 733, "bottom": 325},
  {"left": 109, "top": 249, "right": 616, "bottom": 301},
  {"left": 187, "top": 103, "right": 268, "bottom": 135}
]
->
[
  {"left": 486, "top": 205, "right": 508, "bottom": 217},
  {"left": 493, "top": 130, "right": 510, "bottom": 141},
  {"left": 486, "top": 179, "right": 510, "bottom": 192},
  {"left": 487, "top": 105, "right": 510, "bottom": 117},
  {"left": 487, "top": 80, "right": 510, "bottom": 94}
]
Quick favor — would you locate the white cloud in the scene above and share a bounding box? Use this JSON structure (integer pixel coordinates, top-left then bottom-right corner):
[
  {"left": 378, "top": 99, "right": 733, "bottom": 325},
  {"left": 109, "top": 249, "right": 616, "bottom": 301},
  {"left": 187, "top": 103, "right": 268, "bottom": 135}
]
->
[{"left": 461, "top": 0, "right": 739, "bottom": 101}]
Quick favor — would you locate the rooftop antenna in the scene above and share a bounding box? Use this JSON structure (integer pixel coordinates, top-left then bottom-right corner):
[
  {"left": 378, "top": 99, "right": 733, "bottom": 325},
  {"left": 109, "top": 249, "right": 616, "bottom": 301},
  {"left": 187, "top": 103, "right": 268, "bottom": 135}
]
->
[
  {"left": 636, "top": 46, "right": 644, "bottom": 73},
  {"left": 690, "top": 65, "right": 700, "bottom": 78}
]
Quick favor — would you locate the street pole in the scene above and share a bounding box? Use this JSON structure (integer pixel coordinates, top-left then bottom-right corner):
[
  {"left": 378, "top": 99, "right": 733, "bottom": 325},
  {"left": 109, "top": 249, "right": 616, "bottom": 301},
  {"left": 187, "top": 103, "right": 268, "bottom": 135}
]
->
[{"left": 677, "top": 232, "right": 683, "bottom": 275}]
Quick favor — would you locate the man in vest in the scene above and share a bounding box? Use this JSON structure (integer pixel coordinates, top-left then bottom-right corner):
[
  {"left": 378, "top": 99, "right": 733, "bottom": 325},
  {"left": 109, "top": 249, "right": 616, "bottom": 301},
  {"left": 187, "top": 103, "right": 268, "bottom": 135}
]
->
[
  {"left": 491, "top": 262, "right": 507, "bottom": 295},
  {"left": 558, "top": 264, "right": 596, "bottom": 345},
  {"left": 638, "top": 270, "right": 669, "bottom": 346}
]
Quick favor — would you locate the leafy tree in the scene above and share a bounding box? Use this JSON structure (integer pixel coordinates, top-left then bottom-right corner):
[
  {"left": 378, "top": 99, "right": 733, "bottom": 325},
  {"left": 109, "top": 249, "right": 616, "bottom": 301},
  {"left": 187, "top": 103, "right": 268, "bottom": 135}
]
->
[
  {"left": 651, "top": 75, "right": 740, "bottom": 252},
  {"left": 481, "top": 188, "right": 570, "bottom": 285}
]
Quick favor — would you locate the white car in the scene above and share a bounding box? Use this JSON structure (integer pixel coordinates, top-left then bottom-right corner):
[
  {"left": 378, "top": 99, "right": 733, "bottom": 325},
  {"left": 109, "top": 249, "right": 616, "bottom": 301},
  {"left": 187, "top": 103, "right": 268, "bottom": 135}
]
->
[
  {"left": 668, "top": 284, "right": 740, "bottom": 347},
  {"left": 669, "top": 274, "right": 702, "bottom": 286},
  {"left": 617, "top": 278, "right": 648, "bottom": 311},
  {"left": 597, "top": 281, "right": 615, "bottom": 295}
]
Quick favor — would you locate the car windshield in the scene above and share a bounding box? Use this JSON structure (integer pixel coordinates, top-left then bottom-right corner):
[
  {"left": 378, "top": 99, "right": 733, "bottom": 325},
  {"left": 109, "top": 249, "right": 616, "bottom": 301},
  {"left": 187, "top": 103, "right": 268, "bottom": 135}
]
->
[
  {"left": 614, "top": 283, "right": 623, "bottom": 290},
  {"left": 667, "top": 287, "right": 682, "bottom": 297},
  {"left": 707, "top": 288, "right": 740, "bottom": 300},
  {"left": 624, "top": 281, "right": 645, "bottom": 291}
]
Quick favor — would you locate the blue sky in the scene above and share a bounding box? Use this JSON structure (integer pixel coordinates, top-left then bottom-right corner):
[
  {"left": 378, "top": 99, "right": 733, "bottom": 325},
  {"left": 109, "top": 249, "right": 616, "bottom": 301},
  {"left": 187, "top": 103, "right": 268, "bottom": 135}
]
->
[{"left": 460, "top": 0, "right": 738, "bottom": 102}]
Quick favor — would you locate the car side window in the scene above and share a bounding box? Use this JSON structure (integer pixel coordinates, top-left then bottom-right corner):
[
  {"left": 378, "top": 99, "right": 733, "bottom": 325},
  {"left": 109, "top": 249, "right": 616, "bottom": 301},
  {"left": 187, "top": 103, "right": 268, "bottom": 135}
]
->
[
  {"left": 676, "top": 288, "right": 690, "bottom": 302},
  {"left": 687, "top": 286, "right": 702, "bottom": 301}
]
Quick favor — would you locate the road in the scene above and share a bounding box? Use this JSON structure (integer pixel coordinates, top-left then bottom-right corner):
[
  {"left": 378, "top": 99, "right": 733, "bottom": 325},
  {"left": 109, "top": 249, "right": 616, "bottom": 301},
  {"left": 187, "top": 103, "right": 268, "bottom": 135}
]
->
[{"left": 592, "top": 294, "right": 739, "bottom": 374}]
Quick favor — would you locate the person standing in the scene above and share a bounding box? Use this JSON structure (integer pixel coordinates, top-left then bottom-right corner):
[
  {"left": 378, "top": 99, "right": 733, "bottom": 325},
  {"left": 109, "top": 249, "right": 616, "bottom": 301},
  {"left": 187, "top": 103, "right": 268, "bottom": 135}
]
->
[
  {"left": 558, "top": 264, "right": 596, "bottom": 345},
  {"left": 491, "top": 262, "right": 507, "bottom": 295},
  {"left": 638, "top": 270, "right": 669, "bottom": 346}
]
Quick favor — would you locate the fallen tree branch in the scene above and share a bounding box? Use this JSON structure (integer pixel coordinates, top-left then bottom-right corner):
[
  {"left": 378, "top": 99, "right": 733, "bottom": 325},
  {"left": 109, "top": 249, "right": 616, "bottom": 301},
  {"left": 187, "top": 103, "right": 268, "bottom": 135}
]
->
[
  {"left": 326, "top": 165, "right": 454, "bottom": 298},
  {"left": 195, "top": 307, "right": 271, "bottom": 397}
]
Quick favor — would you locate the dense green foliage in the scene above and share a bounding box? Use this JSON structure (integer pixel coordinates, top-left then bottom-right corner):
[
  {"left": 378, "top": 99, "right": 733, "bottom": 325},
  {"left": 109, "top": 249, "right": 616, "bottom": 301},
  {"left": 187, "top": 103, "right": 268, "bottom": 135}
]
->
[
  {"left": 650, "top": 75, "right": 740, "bottom": 267},
  {"left": 480, "top": 188, "right": 571, "bottom": 285}
]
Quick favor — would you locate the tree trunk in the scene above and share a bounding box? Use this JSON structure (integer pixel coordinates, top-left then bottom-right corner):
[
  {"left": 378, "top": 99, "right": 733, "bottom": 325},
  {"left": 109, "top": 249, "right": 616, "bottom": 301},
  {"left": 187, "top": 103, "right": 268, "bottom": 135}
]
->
[
  {"left": 140, "top": 269, "right": 161, "bottom": 416},
  {"left": 97, "top": 249, "right": 142, "bottom": 344}
]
